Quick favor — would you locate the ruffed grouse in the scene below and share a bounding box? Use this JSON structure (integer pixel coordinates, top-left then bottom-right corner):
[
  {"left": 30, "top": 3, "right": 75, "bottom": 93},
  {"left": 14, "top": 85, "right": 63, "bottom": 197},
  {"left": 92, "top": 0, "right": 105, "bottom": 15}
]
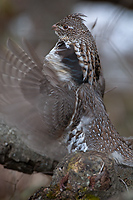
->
[{"left": 0, "top": 13, "right": 132, "bottom": 166}]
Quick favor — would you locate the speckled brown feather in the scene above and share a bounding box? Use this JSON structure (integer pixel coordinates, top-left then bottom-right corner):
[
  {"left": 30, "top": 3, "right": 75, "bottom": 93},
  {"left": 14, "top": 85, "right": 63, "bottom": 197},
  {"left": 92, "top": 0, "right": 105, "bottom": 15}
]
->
[
  {"left": 66, "top": 84, "right": 133, "bottom": 167},
  {"left": 53, "top": 13, "right": 105, "bottom": 97}
]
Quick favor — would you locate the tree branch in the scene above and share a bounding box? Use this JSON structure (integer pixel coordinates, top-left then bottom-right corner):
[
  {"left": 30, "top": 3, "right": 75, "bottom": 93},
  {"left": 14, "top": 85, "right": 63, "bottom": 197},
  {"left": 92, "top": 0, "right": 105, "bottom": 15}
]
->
[
  {"left": 0, "top": 120, "right": 58, "bottom": 174},
  {"left": 29, "top": 151, "right": 133, "bottom": 200}
]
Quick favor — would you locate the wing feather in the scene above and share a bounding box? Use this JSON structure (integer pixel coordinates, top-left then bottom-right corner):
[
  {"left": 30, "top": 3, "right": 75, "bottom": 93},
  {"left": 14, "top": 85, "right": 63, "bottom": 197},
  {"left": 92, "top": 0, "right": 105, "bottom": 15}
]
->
[{"left": 0, "top": 39, "right": 75, "bottom": 159}]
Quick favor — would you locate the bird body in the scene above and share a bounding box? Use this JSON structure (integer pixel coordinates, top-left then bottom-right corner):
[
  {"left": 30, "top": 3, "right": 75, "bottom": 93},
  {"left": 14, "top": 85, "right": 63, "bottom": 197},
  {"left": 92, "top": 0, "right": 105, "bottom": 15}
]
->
[
  {"left": 0, "top": 13, "right": 132, "bottom": 166},
  {"left": 66, "top": 84, "right": 133, "bottom": 167}
]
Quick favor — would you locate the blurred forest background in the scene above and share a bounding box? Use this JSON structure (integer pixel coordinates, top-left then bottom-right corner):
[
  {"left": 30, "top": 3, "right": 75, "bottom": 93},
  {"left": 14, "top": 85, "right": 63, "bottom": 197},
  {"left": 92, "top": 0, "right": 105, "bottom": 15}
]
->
[{"left": 0, "top": 0, "right": 133, "bottom": 199}]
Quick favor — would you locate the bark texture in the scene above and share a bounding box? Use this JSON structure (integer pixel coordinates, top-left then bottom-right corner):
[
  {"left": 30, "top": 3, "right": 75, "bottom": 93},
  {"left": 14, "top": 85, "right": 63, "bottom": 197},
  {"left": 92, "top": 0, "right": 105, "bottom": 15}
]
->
[
  {"left": 0, "top": 121, "right": 58, "bottom": 175},
  {"left": 29, "top": 151, "right": 133, "bottom": 200}
]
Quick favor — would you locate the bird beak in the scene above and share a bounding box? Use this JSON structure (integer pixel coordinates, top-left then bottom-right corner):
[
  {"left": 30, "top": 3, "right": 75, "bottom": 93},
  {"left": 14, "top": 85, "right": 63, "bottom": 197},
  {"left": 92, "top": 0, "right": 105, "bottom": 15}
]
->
[{"left": 52, "top": 24, "right": 57, "bottom": 31}]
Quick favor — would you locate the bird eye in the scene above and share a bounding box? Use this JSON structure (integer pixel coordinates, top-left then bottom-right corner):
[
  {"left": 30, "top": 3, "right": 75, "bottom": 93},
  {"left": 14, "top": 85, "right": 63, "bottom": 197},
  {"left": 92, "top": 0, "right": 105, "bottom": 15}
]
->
[{"left": 63, "top": 24, "right": 68, "bottom": 29}]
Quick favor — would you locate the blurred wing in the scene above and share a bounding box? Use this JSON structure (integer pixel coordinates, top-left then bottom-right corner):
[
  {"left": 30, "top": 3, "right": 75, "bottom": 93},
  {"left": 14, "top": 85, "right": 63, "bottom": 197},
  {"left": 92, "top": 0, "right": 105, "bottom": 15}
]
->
[
  {"left": 0, "top": 39, "right": 69, "bottom": 159},
  {"left": 0, "top": 38, "right": 44, "bottom": 127},
  {"left": 23, "top": 39, "right": 60, "bottom": 87}
]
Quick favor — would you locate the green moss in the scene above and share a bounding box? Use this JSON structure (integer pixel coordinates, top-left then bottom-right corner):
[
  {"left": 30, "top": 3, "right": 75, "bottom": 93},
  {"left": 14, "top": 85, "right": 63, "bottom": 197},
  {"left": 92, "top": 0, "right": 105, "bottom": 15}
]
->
[
  {"left": 75, "top": 193, "right": 100, "bottom": 200},
  {"left": 67, "top": 154, "right": 82, "bottom": 172},
  {"left": 76, "top": 187, "right": 100, "bottom": 200},
  {"left": 82, "top": 193, "right": 100, "bottom": 200},
  {"left": 46, "top": 185, "right": 60, "bottom": 199}
]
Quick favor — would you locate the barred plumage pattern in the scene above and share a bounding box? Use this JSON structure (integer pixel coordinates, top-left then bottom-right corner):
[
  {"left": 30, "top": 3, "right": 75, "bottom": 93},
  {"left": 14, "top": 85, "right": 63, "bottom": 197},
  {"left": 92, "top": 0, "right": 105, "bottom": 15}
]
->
[{"left": 53, "top": 13, "right": 104, "bottom": 96}]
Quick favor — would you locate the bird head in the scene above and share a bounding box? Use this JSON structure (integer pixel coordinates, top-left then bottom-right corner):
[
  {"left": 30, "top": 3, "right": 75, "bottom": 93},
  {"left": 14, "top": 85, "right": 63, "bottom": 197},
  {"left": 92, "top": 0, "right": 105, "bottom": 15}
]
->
[{"left": 52, "top": 13, "right": 88, "bottom": 43}]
